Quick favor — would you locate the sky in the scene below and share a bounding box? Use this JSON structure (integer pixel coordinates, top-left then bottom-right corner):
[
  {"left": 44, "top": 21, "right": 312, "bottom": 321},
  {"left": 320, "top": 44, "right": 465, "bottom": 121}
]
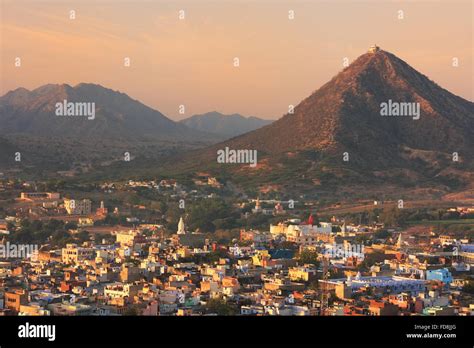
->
[{"left": 0, "top": 0, "right": 472, "bottom": 120}]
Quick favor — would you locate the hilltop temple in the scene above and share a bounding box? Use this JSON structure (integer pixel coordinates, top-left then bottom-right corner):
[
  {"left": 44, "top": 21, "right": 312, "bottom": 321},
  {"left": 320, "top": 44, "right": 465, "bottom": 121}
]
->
[
  {"left": 177, "top": 217, "right": 186, "bottom": 235},
  {"left": 368, "top": 44, "right": 380, "bottom": 54}
]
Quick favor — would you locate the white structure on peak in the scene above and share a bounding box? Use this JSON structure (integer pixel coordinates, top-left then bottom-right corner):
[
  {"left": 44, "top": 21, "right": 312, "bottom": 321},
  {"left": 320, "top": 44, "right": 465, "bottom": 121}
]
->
[
  {"left": 368, "top": 44, "right": 380, "bottom": 54},
  {"left": 396, "top": 233, "right": 403, "bottom": 249},
  {"left": 177, "top": 217, "right": 186, "bottom": 235}
]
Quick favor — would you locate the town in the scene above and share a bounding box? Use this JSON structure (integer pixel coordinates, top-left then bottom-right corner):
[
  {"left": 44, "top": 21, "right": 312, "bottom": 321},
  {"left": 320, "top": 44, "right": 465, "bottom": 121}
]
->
[{"left": 0, "top": 176, "right": 472, "bottom": 316}]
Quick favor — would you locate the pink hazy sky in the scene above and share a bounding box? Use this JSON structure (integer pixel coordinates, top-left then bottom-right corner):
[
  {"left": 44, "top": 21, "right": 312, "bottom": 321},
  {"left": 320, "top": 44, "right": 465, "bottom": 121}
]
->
[{"left": 1, "top": 0, "right": 472, "bottom": 120}]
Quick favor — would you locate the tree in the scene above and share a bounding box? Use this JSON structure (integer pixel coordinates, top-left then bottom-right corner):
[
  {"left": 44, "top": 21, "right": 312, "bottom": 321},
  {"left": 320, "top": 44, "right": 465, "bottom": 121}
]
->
[
  {"left": 296, "top": 250, "right": 319, "bottom": 266},
  {"left": 65, "top": 222, "right": 77, "bottom": 230},
  {"left": 187, "top": 199, "right": 232, "bottom": 232},
  {"left": 76, "top": 230, "right": 90, "bottom": 243},
  {"left": 205, "top": 297, "right": 237, "bottom": 315},
  {"left": 309, "top": 279, "right": 319, "bottom": 291},
  {"left": 123, "top": 305, "right": 140, "bottom": 316},
  {"left": 374, "top": 229, "right": 390, "bottom": 240},
  {"left": 380, "top": 207, "right": 405, "bottom": 227},
  {"left": 6, "top": 222, "right": 15, "bottom": 232},
  {"left": 462, "top": 280, "right": 474, "bottom": 294}
]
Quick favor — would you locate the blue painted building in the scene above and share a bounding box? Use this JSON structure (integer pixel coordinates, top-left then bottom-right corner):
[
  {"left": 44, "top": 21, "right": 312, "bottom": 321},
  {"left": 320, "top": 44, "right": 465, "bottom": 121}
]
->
[{"left": 426, "top": 268, "right": 453, "bottom": 286}]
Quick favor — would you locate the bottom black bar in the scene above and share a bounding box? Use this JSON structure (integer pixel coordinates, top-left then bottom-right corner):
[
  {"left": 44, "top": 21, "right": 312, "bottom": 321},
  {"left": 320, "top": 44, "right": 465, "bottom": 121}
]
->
[{"left": 0, "top": 316, "right": 471, "bottom": 347}]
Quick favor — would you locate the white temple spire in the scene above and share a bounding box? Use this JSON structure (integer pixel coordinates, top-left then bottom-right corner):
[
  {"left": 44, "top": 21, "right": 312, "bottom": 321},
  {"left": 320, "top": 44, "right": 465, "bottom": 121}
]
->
[{"left": 177, "top": 216, "right": 186, "bottom": 235}]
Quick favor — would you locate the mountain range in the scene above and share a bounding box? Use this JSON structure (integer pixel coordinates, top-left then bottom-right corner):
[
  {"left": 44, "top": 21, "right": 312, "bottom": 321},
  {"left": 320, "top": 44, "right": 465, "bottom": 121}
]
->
[
  {"left": 0, "top": 83, "right": 221, "bottom": 170},
  {"left": 1, "top": 48, "right": 472, "bottom": 199},
  {"left": 0, "top": 83, "right": 215, "bottom": 141},
  {"left": 180, "top": 112, "right": 273, "bottom": 138}
]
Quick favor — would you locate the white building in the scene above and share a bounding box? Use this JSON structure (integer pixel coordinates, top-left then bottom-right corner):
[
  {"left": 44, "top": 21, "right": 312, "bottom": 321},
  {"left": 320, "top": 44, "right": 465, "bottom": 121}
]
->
[
  {"left": 321, "top": 274, "right": 426, "bottom": 299},
  {"left": 177, "top": 217, "right": 186, "bottom": 235},
  {"left": 270, "top": 222, "right": 333, "bottom": 244},
  {"left": 368, "top": 44, "right": 380, "bottom": 53}
]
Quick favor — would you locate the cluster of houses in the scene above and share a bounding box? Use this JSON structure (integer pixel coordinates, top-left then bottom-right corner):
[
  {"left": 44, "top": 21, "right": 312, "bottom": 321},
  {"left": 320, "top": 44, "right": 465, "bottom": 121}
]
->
[{"left": 0, "top": 210, "right": 472, "bottom": 316}]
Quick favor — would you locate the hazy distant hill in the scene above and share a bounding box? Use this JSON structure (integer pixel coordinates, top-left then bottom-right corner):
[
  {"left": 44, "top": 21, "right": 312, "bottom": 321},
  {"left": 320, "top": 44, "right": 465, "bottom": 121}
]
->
[
  {"left": 167, "top": 48, "right": 474, "bottom": 196},
  {"left": 0, "top": 83, "right": 216, "bottom": 141},
  {"left": 180, "top": 111, "right": 273, "bottom": 138},
  {"left": 0, "top": 83, "right": 220, "bottom": 170}
]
